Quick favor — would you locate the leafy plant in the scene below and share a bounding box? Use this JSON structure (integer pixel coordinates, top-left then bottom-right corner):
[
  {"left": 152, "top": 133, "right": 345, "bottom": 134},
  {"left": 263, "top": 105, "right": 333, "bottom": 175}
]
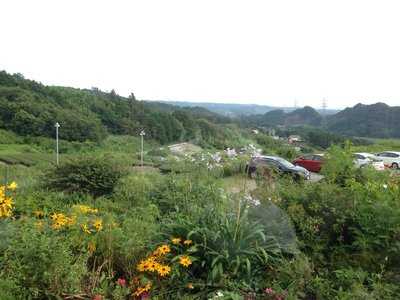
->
[{"left": 43, "top": 156, "right": 126, "bottom": 197}]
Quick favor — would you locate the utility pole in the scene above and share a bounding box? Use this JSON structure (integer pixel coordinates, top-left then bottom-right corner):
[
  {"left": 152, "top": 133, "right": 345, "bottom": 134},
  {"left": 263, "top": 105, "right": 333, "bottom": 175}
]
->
[
  {"left": 140, "top": 130, "right": 145, "bottom": 167},
  {"left": 55, "top": 122, "right": 60, "bottom": 165}
]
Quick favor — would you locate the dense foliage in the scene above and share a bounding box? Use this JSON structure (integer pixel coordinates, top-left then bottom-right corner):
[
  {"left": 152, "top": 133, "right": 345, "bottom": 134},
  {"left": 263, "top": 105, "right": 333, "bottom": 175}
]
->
[
  {"left": 327, "top": 102, "right": 400, "bottom": 138},
  {"left": 1, "top": 70, "right": 400, "bottom": 299},
  {"left": 43, "top": 156, "right": 126, "bottom": 197},
  {"left": 242, "top": 102, "right": 400, "bottom": 140},
  {"left": 1, "top": 136, "right": 399, "bottom": 299},
  {"left": 0, "top": 71, "right": 235, "bottom": 147}
]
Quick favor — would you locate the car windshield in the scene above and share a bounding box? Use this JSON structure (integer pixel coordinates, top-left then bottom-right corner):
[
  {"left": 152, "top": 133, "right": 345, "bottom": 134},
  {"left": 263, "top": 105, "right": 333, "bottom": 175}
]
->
[{"left": 276, "top": 157, "right": 295, "bottom": 168}]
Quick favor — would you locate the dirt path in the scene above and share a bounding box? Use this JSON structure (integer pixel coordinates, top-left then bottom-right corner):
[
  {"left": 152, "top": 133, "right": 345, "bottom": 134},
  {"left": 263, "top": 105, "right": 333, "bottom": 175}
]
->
[{"left": 221, "top": 175, "right": 257, "bottom": 194}]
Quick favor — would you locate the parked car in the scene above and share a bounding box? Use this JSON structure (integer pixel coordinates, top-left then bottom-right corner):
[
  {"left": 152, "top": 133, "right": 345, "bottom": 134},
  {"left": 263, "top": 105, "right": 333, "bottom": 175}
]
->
[
  {"left": 247, "top": 155, "right": 310, "bottom": 180},
  {"left": 353, "top": 152, "right": 385, "bottom": 171},
  {"left": 375, "top": 151, "right": 400, "bottom": 169},
  {"left": 293, "top": 154, "right": 324, "bottom": 173}
]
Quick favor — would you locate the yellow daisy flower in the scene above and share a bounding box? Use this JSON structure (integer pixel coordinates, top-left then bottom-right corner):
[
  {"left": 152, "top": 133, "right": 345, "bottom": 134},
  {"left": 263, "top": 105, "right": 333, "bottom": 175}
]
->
[
  {"left": 183, "top": 239, "right": 193, "bottom": 246},
  {"left": 171, "top": 237, "right": 181, "bottom": 245},
  {"left": 93, "top": 219, "right": 103, "bottom": 231},
  {"left": 179, "top": 255, "right": 192, "bottom": 267},
  {"left": 156, "top": 264, "right": 171, "bottom": 277},
  {"left": 8, "top": 182, "right": 17, "bottom": 191}
]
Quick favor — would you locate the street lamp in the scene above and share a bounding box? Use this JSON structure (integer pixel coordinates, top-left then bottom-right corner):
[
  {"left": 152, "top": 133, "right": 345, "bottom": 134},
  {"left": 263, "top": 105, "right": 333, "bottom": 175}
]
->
[
  {"left": 140, "top": 130, "right": 145, "bottom": 167},
  {"left": 55, "top": 122, "right": 60, "bottom": 165}
]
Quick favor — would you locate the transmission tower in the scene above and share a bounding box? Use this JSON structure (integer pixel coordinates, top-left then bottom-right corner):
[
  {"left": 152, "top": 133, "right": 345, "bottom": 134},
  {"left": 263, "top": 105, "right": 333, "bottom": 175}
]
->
[{"left": 322, "top": 98, "right": 327, "bottom": 115}]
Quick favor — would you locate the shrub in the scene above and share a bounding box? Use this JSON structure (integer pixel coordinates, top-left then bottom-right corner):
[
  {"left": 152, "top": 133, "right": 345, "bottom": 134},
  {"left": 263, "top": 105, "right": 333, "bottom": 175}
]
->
[
  {"left": 43, "top": 156, "right": 126, "bottom": 197},
  {"left": 0, "top": 219, "right": 88, "bottom": 299},
  {"left": 159, "top": 197, "right": 284, "bottom": 297},
  {"left": 321, "top": 143, "right": 356, "bottom": 185}
]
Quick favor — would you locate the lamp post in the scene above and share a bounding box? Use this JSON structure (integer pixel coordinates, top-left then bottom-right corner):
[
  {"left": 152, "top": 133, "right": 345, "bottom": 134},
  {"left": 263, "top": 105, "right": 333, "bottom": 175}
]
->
[
  {"left": 140, "top": 130, "right": 145, "bottom": 167},
  {"left": 55, "top": 122, "right": 60, "bottom": 165}
]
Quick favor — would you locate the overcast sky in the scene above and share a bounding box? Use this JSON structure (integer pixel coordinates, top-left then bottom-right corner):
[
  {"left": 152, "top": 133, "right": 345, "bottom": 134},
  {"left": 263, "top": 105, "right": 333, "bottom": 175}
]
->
[{"left": 1, "top": 0, "right": 400, "bottom": 109}]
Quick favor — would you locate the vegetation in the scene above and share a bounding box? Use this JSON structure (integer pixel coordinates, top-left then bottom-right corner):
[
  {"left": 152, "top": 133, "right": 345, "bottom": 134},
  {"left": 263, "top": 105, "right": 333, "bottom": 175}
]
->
[
  {"left": 0, "top": 71, "right": 237, "bottom": 147},
  {"left": 0, "top": 71, "right": 400, "bottom": 299},
  {"left": 243, "top": 102, "right": 400, "bottom": 140},
  {"left": 1, "top": 126, "right": 399, "bottom": 299},
  {"left": 326, "top": 102, "right": 400, "bottom": 138}
]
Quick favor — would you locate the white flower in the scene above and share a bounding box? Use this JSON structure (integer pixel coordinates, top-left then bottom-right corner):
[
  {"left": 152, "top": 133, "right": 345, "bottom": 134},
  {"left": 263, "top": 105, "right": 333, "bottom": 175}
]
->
[
  {"left": 382, "top": 184, "right": 388, "bottom": 189},
  {"left": 243, "top": 195, "right": 261, "bottom": 206}
]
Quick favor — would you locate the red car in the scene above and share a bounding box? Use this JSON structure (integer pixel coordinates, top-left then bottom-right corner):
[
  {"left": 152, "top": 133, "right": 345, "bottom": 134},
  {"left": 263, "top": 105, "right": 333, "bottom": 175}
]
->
[{"left": 293, "top": 154, "right": 324, "bottom": 173}]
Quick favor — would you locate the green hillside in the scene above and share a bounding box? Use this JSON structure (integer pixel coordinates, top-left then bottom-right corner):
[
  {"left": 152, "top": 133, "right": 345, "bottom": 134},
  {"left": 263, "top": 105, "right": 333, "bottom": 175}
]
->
[
  {"left": 0, "top": 71, "right": 236, "bottom": 148},
  {"left": 327, "top": 102, "right": 400, "bottom": 138}
]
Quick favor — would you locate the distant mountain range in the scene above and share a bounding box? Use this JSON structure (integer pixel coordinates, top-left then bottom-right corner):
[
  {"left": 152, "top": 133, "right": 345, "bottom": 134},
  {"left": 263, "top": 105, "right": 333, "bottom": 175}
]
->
[
  {"left": 162, "top": 101, "right": 400, "bottom": 139},
  {"left": 242, "top": 106, "right": 323, "bottom": 127},
  {"left": 157, "top": 101, "right": 339, "bottom": 116}
]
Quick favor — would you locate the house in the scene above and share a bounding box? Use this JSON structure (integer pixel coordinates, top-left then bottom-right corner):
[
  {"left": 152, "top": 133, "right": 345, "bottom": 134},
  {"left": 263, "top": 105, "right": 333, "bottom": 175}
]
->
[
  {"left": 288, "top": 135, "right": 302, "bottom": 144},
  {"left": 251, "top": 129, "right": 259, "bottom": 135}
]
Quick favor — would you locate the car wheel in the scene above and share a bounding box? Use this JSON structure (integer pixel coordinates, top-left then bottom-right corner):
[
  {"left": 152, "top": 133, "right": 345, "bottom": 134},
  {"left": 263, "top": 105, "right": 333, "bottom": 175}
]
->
[
  {"left": 293, "top": 173, "right": 301, "bottom": 182},
  {"left": 247, "top": 166, "right": 256, "bottom": 178},
  {"left": 392, "top": 163, "right": 399, "bottom": 169}
]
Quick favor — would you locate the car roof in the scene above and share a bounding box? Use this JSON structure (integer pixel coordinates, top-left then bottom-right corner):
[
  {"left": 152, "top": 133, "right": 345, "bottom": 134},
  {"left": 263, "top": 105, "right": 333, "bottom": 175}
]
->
[
  {"left": 354, "top": 152, "right": 374, "bottom": 156},
  {"left": 378, "top": 151, "right": 400, "bottom": 154},
  {"left": 255, "top": 155, "right": 280, "bottom": 160}
]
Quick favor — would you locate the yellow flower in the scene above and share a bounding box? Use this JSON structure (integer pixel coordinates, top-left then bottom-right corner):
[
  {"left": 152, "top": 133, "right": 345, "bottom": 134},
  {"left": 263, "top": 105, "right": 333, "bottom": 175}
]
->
[
  {"left": 154, "top": 244, "right": 171, "bottom": 256},
  {"left": 8, "top": 182, "right": 17, "bottom": 191},
  {"left": 137, "top": 260, "right": 147, "bottom": 272},
  {"left": 179, "top": 255, "right": 192, "bottom": 267},
  {"left": 93, "top": 219, "right": 103, "bottom": 231},
  {"left": 73, "top": 204, "right": 98, "bottom": 214},
  {"left": 50, "top": 213, "right": 69, "bottom": 229},
  {"left": 34, "top": 210, "right": 44, "bottom": 218},
  {"left": 66, "top": 215, "right": 76, "bottom": 226},
  {"left": 81, "top": 223, "right": 91, "bottom": 234},
  {"left": 88, "top": 241, "right": 96, "bottom": 254},
  {"left": 0, "top": 185, "right": 14, "bottom": 218},
  {"left": 147, "top": 260, "right": 160, "bottom": 272},
  {"left": 143, "top": 282, "right": 152, "bottom": 291},
  {"left": 35, "top": 220, "right": 44, "bottom": 230},
  {"left": 133, "top": 282, "right": 152, "bottom": 297},
  {"left": 171, "top": 237, "right": 181, "bottom": 245},
  {"left": 133, "top": 287, "right": 145, "bottom": 297},
  {"left": 156, "top": 264, "right": 171, "bottom": 277},
  {"left": 183, "top": 239, "right": 193, "bottom": 246}
]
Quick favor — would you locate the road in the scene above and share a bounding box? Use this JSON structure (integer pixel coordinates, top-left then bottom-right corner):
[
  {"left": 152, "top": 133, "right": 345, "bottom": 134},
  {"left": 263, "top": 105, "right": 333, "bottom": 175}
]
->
[{"left": 310, "top": 172, "right": 324, "bottom": 182}]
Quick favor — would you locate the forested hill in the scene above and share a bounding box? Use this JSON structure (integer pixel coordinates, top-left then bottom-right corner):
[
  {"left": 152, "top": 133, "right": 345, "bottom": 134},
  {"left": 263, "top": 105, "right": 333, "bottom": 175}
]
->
[
  {"left": 326, "top": 102, "right": 400, "bottom": 138},
  {"left": 243, "top": 106, "right": 323, "bottom": 127},
  {"left": 0, "top": 71, "right": 232, "bottom": 146},
  {"left": 242, "top": 103, "right": 400, "bottom": 139}
]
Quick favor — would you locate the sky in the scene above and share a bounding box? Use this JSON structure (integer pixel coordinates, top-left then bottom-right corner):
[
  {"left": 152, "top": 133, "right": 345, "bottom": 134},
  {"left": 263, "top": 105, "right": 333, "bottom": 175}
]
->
[{"left": 1, "top": 0, "right": 400, "bottom": 109}]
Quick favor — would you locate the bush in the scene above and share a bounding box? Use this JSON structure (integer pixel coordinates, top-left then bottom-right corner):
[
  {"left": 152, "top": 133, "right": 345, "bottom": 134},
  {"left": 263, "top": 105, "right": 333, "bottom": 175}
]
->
[
  {"left": 0, "top": 219, "right": 88, "bottom": 299},
  {"left": 321, "top": 143, "right": 356, "bottom": 186},
  {"left": 43, "top": 156, "right": 126, "bottom": 197}
]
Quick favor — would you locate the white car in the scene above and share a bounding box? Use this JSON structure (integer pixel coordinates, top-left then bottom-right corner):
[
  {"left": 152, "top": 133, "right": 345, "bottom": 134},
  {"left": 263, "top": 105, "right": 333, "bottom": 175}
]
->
[
  {"left": 354, "top": 152, "right": 385, "bottom": 171},
  {"left": 375, "top": 151, "right": 400, "bottom": 169}
]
